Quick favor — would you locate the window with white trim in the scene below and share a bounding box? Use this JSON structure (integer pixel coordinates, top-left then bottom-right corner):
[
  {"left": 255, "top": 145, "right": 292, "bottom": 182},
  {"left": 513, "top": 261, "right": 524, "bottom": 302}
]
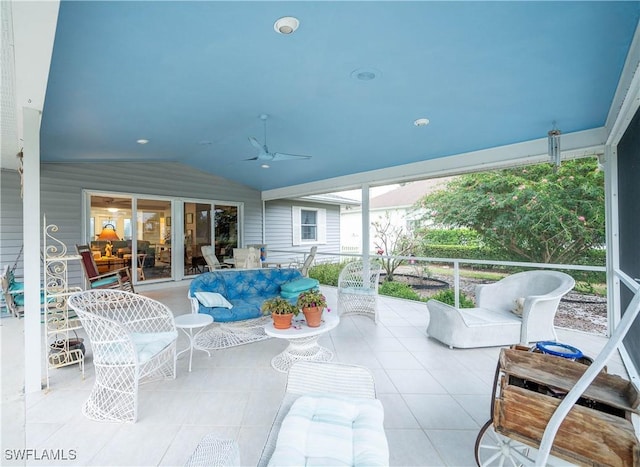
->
[{"left": 292, "top": 206, "right": 326, "bottom": 245}]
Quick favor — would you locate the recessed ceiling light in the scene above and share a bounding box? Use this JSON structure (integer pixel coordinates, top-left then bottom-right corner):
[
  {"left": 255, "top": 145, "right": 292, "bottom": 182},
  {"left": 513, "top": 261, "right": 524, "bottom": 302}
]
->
[
  {"left": 414, "top": 118, "right": 430, "bottom": 127},
  {"left": 274, "top": 17, "right": 299, "bottom": 35},
  {"left": 261, "top": 164, "right": 270, "bottom": 169},
  {"left": 350, "top": 68, "right": 381, "bottom": 81},
  {"left": 136, "top": 139, "right": 149, "bottom": 144}
]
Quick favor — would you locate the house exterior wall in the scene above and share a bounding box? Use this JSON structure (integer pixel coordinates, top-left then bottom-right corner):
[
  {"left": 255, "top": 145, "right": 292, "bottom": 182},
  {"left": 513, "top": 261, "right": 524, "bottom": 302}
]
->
[
  {"left": 1, "top": 162, "right": 264, "bottom": 287},
  {"left": 0, "top": 169, "right": 24, "bottom": 277},
  {"left": 341, "top": 205, "right": 421, "bottom": 254},
  {"left": 2, "top": 163, "right": 345, "bottom": 288},
  {"left": 265, "top": 199, "right": 341, "bottom": 264}
]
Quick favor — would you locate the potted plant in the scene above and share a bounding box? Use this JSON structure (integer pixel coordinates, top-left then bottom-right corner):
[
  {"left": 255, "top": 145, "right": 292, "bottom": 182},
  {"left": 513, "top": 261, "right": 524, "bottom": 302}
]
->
[
  {"left": 262, "top": 297, "right": 299, "bottom": 329},
  {"left": 296, "top": 289, "right": 327, "bottom": 327}
]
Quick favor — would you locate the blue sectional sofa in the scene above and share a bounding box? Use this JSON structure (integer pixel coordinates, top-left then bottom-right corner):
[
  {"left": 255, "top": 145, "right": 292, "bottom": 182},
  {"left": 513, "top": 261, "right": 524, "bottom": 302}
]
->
[{"left": 188, "top": 268, "right": 319, "bottom": 322}]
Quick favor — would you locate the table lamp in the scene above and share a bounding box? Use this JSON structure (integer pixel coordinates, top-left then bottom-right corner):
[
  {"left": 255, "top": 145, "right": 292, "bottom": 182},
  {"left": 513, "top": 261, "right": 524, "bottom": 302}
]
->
[{"left": 97, "top": 224, "right": 119, "bottom": 257}]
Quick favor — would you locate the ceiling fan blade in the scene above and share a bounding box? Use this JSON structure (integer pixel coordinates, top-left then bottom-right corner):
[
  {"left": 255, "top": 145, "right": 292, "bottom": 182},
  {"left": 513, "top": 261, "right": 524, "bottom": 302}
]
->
[
  {"left": 248, "top": 136, "right": 262, "bottom": 150},
  {"left": 271, "top": 152, "right": 312, "bottom": 162},
  {"left": 243, "top": 156, "right": 260, "bottom": 161}
]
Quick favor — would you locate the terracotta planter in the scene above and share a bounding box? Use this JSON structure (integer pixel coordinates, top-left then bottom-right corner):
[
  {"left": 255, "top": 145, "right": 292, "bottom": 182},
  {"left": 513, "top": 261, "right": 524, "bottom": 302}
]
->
[
  {"left": 272, "top": 312, "right": 294, "bottom": 329},
  {"left": 302, "top": 306, "right": 323, "bottom": 327}
]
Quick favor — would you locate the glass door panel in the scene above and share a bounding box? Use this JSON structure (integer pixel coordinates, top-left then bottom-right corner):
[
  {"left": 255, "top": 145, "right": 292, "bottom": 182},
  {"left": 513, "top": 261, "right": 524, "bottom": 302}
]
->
[
  {"left": 138, "top": 199, "right": 172, "bottom": 281},
  {"left": 184, "top": 202, "right": 212, "bottom": 275},
  {"left": 89, "top": 195, "right": 132, "bottom": 273},
  {"left": 214, "top": 205, "right": 238, "bottom": 262}
]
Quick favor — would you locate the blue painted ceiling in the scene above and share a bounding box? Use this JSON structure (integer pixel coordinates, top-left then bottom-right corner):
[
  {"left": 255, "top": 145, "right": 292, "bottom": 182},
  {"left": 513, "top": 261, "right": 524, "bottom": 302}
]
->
[{"left": 41, "top": 1, "right": 640, "bottom": 191}]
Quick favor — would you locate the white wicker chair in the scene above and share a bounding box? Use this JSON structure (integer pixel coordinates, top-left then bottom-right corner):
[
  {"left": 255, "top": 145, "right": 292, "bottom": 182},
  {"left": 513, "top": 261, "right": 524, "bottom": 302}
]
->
[
  {"left": 68, "top": 289, "right": 177, "bottom": 422},
  {"left": 258, "top": 361, "right": 378, "bottom": 467},
  {"left": 337, "top": 260, "right": 383, "bottom": 323}
]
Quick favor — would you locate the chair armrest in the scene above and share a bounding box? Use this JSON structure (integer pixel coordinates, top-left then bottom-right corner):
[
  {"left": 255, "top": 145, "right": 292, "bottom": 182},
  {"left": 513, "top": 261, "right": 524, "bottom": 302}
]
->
[
  {"left": 88, "top": 270, "right": 123, "bottom": 282},
  {"left": 187, "top": 291, "right": 201, "bottom": 314}
]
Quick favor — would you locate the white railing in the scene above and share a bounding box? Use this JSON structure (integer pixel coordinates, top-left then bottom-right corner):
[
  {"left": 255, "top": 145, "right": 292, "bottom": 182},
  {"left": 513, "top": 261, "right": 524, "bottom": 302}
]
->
[{"left": 305, "top": 250, "right": 606, "bottom": 304}]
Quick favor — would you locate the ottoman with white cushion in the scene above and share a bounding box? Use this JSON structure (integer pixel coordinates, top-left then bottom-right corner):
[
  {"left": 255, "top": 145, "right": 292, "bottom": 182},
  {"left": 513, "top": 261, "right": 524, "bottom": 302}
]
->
[{"left": 267, "top": 394, "right": 388, "bottom": 466}]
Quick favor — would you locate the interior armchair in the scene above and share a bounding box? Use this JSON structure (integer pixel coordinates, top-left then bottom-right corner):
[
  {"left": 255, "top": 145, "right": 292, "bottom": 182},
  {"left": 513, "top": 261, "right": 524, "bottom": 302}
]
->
[
  {"left": 201, "top": 245, "right": 230, "bottom": 270},
  {"left": 76, "top": 244, "right": 135, "bottom": 293}
]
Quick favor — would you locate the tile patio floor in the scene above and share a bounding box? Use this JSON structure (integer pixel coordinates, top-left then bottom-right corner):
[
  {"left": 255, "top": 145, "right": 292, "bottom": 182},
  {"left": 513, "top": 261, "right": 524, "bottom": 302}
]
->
[{"left": 1, "top": 285, "right": 628, "bottom": 466}]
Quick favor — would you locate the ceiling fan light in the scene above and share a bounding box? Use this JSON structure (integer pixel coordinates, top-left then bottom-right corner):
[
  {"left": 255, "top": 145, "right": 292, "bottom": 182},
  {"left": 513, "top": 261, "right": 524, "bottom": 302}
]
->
[
  {"left": 261, "top": 164, "right": 270, "bottom": 169},
  {"left": 274, "top": 17, "right": 299, "bottom": 35}
]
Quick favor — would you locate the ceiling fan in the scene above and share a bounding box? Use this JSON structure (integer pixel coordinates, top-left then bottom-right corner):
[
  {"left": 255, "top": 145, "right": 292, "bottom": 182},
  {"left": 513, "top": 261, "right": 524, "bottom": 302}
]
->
[{"left": 245, "top": 114, "right": 312, "bottom": 163}]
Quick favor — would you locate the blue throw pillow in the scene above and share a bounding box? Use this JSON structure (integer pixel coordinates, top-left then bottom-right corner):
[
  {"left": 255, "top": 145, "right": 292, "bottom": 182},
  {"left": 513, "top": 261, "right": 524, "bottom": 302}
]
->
[{"left": 280, "top": 277, "right": 319, "bottom": 294}]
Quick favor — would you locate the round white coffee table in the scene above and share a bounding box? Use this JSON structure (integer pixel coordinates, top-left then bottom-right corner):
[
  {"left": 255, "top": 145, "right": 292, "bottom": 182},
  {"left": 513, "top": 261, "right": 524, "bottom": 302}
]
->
[
  {"left": 264, "top": 312, "right": 340, "bottom": 372},
  {"left": 175, "top": 313, "right": 214, "bottom": 372}
]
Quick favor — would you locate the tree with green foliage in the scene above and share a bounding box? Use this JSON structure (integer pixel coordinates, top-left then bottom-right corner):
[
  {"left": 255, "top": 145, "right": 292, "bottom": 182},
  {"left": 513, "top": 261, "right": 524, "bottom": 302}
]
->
[{"left": 416, "top": 158, "right": 605, "bottom": 264}]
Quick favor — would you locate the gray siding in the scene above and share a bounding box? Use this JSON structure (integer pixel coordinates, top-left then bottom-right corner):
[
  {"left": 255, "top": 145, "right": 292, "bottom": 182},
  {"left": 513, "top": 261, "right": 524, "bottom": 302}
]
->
[
  {"left": 1, "top": 169, "right": 24, "bottom": 277},
  {"left": 2, "top": 162, "right": 263, "bottom": 287},
  {"left": 265, "top": 199, "right": 341, "bottom": 263}
]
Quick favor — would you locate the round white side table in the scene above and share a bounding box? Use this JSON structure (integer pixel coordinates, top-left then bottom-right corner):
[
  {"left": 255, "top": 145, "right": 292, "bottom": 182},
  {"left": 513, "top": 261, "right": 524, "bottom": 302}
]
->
[
  {"left": 175, "top": 313, "right": 214, "bottom": 372},
  {"left": 264, "top": 312, "right": 339, "bottom": 372}
]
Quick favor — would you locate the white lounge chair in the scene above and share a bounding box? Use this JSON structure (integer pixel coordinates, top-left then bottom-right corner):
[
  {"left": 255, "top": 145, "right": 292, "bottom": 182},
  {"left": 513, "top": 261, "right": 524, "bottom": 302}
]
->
[{"left": 426, "top": 270, "right": 575, "bottom": 349}]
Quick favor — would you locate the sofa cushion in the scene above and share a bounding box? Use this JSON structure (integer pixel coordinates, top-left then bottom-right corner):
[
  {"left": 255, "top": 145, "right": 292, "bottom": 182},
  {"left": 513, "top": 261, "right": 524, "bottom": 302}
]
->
[
  {"left": 280, "top": 277, "right": 320, "bottom": 294},
  {"left": 194, "top": 292, "right": 233, "bottom": 309},
  {"left": 268, "top": 394, "right": 388, "bottom": 467}
]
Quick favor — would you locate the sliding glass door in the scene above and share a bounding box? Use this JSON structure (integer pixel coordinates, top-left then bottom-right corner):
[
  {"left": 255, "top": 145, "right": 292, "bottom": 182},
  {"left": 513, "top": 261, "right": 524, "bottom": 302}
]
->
[{"left": 88, "top": 192, "right": 242, "bottom": 282}]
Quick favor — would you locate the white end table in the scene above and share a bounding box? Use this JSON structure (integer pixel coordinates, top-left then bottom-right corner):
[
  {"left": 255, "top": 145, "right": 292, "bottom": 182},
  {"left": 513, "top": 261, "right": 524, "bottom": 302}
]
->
[
  {"left": 175, "top": 313, "right": 213, "bottom": 372},
  {"left": 264, "top": 312, "right": 340, "bottom": 372}
]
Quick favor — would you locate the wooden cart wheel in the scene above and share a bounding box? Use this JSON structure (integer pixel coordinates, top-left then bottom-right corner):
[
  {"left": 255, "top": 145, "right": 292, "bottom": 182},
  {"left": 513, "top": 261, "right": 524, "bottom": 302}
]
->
[
  {"left": 475, "top": 419, "right": 535, "bottom": 466},
  {"left": 475, "top": 420, "right": 577, "bottom": 467}
]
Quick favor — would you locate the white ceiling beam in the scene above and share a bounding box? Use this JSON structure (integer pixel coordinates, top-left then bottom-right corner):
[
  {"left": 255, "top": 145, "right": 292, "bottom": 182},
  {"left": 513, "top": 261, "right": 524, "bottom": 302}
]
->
[
  {"left": 605, "top": 20, "right": 640, "bottom": 146},
  {"left": 262, "top": 127, "right": 606, "bottom": 201}
]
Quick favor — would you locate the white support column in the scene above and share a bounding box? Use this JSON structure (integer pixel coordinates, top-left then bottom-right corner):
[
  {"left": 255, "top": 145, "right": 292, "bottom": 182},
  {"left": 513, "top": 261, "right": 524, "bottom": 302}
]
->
[
  {"left": 361, "top": 184, "right": 370, "bottom": 264},
  {"left": 23, "top": 107, "right": 42, "bottom": 393},
  {"left": 605, "top": 144, "right": 620, "bottom": 335}
]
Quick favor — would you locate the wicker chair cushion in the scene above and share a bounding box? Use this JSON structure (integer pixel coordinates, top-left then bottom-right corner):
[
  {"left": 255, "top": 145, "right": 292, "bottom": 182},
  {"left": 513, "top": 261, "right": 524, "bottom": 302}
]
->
[
  {"left": 268, "top": 394, "right": 388, "bottom": 466},
  {"left": 339, "top": 287, "right": 377, "bottom": 296}
]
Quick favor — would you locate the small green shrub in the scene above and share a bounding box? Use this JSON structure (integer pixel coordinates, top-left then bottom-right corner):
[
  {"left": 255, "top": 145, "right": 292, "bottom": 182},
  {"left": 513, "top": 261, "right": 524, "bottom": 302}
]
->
[
  {"left": 429, "top": 288, "right": 475, "bottom": 308},
  {"left": 379, "top": 281, "right": 427, "bottom": 302},
  {"left": 308, "top": 262, "right": 343, "bottom": 286}
]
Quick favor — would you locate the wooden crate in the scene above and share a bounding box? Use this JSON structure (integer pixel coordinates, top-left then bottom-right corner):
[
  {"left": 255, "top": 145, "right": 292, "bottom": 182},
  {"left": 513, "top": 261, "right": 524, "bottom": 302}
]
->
[{"left": 493, "top": 348, "right": 640, "bottom": 466}]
